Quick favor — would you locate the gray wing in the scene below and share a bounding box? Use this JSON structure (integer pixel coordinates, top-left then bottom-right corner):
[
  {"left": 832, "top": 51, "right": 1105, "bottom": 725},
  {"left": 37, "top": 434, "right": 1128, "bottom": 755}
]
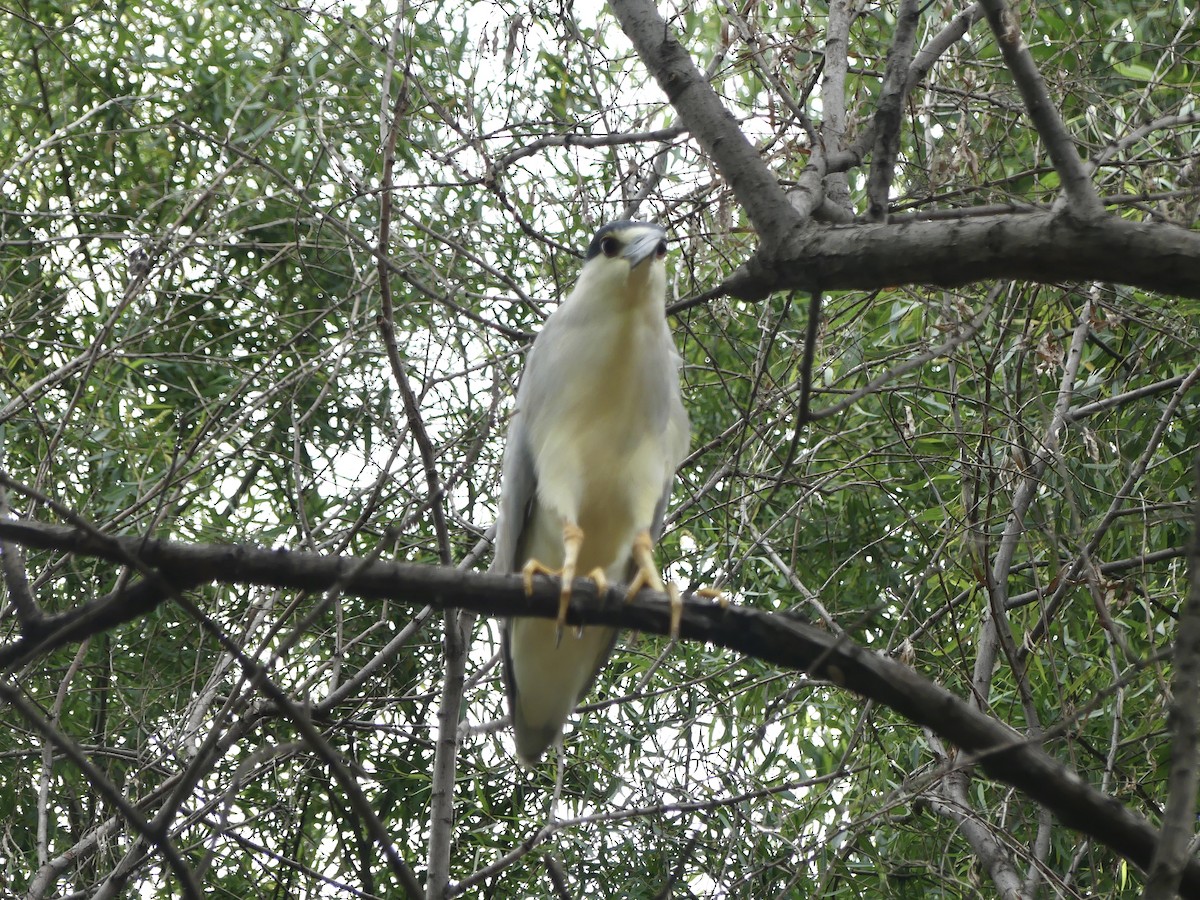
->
[
  {"left": 495, "top": 400, "right": 543, "bottom": 754},
  {"left": 490, "top": 319, "right": 559, "bottom": 575},
  {"left": 489, "top": 404, "right": 536, "bottom": 575},
  {"left": 493, "top": 353, "right": 548, "bottom": 755}
]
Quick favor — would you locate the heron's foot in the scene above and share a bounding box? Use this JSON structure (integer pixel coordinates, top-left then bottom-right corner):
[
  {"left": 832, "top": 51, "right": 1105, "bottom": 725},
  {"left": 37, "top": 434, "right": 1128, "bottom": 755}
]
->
[
  {"left": 696, "top": 586, "right": 729, "bottom": 608},
  {"left": 521, "top": 558, "right": 561, "bottom": 596},
  {"left": 626, "top": 529, "right": 683, "bottom": 639},
  {"left": 665, "top": 583, "right": 682, "bottom": 638},
  {"left": 587, "top": 568, "right": 609, "bottom": 597}
]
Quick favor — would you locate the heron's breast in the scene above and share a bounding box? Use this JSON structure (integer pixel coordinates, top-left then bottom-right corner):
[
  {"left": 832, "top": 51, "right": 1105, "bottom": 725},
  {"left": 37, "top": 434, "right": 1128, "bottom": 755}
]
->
[{"left": 529, "top": 323, "right": 679, "bottom": 570}]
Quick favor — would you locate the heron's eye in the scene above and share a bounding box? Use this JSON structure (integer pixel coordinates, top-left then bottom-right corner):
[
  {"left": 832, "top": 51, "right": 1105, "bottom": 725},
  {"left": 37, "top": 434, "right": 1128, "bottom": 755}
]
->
[
  {"left": 600, "top": 236, "right": 620, "bottom": 258},
  {"left": 655, "top": 239, "right": 668, "bottom": 258}
]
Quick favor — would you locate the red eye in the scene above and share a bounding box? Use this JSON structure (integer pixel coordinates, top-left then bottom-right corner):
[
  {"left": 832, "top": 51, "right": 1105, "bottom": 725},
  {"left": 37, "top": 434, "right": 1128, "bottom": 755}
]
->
[
  {"left": 655, "top": 239, "right": 668, "bottom": 258},
  {"left": 600, "top": 236, "right": 620, "bottom": 258}
]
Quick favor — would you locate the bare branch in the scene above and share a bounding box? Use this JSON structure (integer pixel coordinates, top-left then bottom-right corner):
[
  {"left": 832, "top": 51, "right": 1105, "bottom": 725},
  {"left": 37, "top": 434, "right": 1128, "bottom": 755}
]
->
[
  {"left": 832, "top": 3, "right": 986, "bottom": 175},
  {"left": 972, "top": 299, "right": 1091, "bottom": 705},
  {"left": 607, "top": 0, "right": 800, "bottom": 242},
  {"left": 2, "top": 517, "right": 1200, "bottom": 893},
  {"left": 819, "top": 0, "right": 853, "bottom": 213},
  {"left": 810, "top": 292, "right": 995, "bottom": 421},
  {"left": 427, "top": 607, "right": 472, "bottom": 900},
  {"left": 1021, "top": 362, "right": 1200, "bottom": 655},
  {"left": 723, "top": 211, "right": 1200, "bottom": 301},
  {"left": 494, "top": 125, "right": 688, "bottom": 172},
  {"left": 0, "top": 476, "right": 425, "bottom": 897},
  {"left": 866, "top": 0, "right": 921, "bottom": 223},
  {"left": 908, "top": 3, "right": 984, "bottom": 93},
  {"left": 977, "top": 0, "right": 1103, "bottom": 217},
  {"left": 0, "top": 679, "right": 203, "bottom": 900},
  {"left": 929, "top": 769, "right": 1025, "bottom": 899},
  {"left": 1090, "top": 110, "right": 1200, "bottom": 174},
  {"left": 377, "top": 78, "right": 453, "bottom": 569},
  {"left": 0, "top": 483, "right": 41, "bottom": 628}
]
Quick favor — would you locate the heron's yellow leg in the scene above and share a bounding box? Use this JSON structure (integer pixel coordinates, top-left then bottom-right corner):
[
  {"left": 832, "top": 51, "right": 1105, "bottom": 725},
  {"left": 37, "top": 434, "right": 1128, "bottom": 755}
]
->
[
  {"left": 556, "top": 522, "right": 585, "bottom": 639},
  {"left": 587, "top": 568, "right": 609, "bottom": 596},
  {"left": 627, "top": 530, "right": 683, "bottom": 638},
  {"left": 696, "top": 586, "right": 729, "bottom": 608},
  {"left": 522, "top": 525, "right": 606, "bottom": 643}
]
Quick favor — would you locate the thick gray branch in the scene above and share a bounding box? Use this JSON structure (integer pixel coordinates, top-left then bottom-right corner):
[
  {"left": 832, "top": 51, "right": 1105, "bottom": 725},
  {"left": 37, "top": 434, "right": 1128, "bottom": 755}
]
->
[
  {"left": 720, "top": 212, "right": 1200, "bottom": 301},
  {"left": 832, "top": 3, "right": 986, "bottom": 175},
  {"left": 2, "top": 518, "right": 1200, "bottom": 896},
  {"left": 815, "top": 0, "right": 853, "bottom": 215},
  {"left": 930, "top": 770, "right": 1025, "bottom": 899}
]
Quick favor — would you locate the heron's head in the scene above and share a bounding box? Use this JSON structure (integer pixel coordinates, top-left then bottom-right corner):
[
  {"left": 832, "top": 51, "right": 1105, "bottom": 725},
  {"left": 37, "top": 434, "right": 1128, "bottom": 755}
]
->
[{"left": 575, "top": 220, "right": 669, "bottom": 309}]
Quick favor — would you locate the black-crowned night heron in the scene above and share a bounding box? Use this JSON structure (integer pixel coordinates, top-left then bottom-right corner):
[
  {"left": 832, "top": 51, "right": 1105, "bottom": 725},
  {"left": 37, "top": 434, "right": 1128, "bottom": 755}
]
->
[{"left": 491, "top": 220, "right": 689, "bottom": 764}]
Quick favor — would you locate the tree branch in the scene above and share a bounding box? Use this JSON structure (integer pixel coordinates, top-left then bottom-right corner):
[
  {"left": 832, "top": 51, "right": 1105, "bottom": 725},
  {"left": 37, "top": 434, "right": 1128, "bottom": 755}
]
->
[
  {"left": 819, "top": 0, "right": 853, "bottom": 213},
  {"left": 0, "top": 522, "right": 41, "bottom": 630},
  {"left": 721, "top": 211, "right": 1200, "bottom": 301},
  {"left": 607, "top": 0, "right": 801, "bottom": 242},
  {"left": 977, "top": 0, "right": 1102, "bottom": 217},
  {"left": 0, "top": 679, "right": 203, "bottom": 900},
  {"left": 494, "top": 125, "right": 688, "bottom": 172},
  {"left": 831, "top": 3, "right": 986, "bottom": 175},
  {"left": 866, "top": 0, "right": 921, "bottom": 222},
  {"left": 3, "top": 517, "right": 1200, "bottom": 895},
  {"left": 972, "top": 299, "right": 1091, "bottom": 706},
  {"left": 928, "top": 768, "right": 1025, "bottom": 899},
  {"left": 377, "top": 76, "right": 452, "bottom": 569},
  {"left": 0, "top": 478, "right": 425, "bottom": 898},
  {"left": 377, "top": 40, "right": 459, "bottom": 899}
]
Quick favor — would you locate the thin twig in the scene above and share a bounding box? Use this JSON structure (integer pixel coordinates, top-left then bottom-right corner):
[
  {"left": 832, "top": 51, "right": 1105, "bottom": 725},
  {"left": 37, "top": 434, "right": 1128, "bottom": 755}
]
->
[
  {"left": 495, "top": 125, "right": 687, "bottom": 172},
  {"left": 0, "top": 476, "right": 425, "bottom": 897},
  {"left": 972, "top": 298, "right": 1091, "bottom": 705},
  {"left": 0, "top": 482, "right": 41, "bottom": 628},
  {"left": 1021, "top": 361, "right": 1200, "bottom": 654},
  {"left": 809, "top": 293, "right": 995, "bottom": 421},
  {"left": 376, "top": 91, "right": 452, "bottom": 569}
]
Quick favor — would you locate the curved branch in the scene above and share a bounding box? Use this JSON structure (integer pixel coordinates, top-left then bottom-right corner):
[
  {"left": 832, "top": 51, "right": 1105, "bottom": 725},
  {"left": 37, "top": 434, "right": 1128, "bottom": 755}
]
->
[
  {"left": 832, "top": 3, "right": 986, "bottom": 174},
  {"left": 607, "top": 0, "right": 801, "bottom": 241},
  {"left": 1, "top": 517, "right": 1198, "bottom": 896},
  {"left": 493, "top": 125, "right": 687, "bottom": 172},
  {"left": 866, "top": 0, "right": 920, "bottom": 222},
  {"left": 819, "top": 0, "right": 853, "bottom": 213},
  {"left": 0, "top": 680, "right": 203, "bottom": 900}
]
